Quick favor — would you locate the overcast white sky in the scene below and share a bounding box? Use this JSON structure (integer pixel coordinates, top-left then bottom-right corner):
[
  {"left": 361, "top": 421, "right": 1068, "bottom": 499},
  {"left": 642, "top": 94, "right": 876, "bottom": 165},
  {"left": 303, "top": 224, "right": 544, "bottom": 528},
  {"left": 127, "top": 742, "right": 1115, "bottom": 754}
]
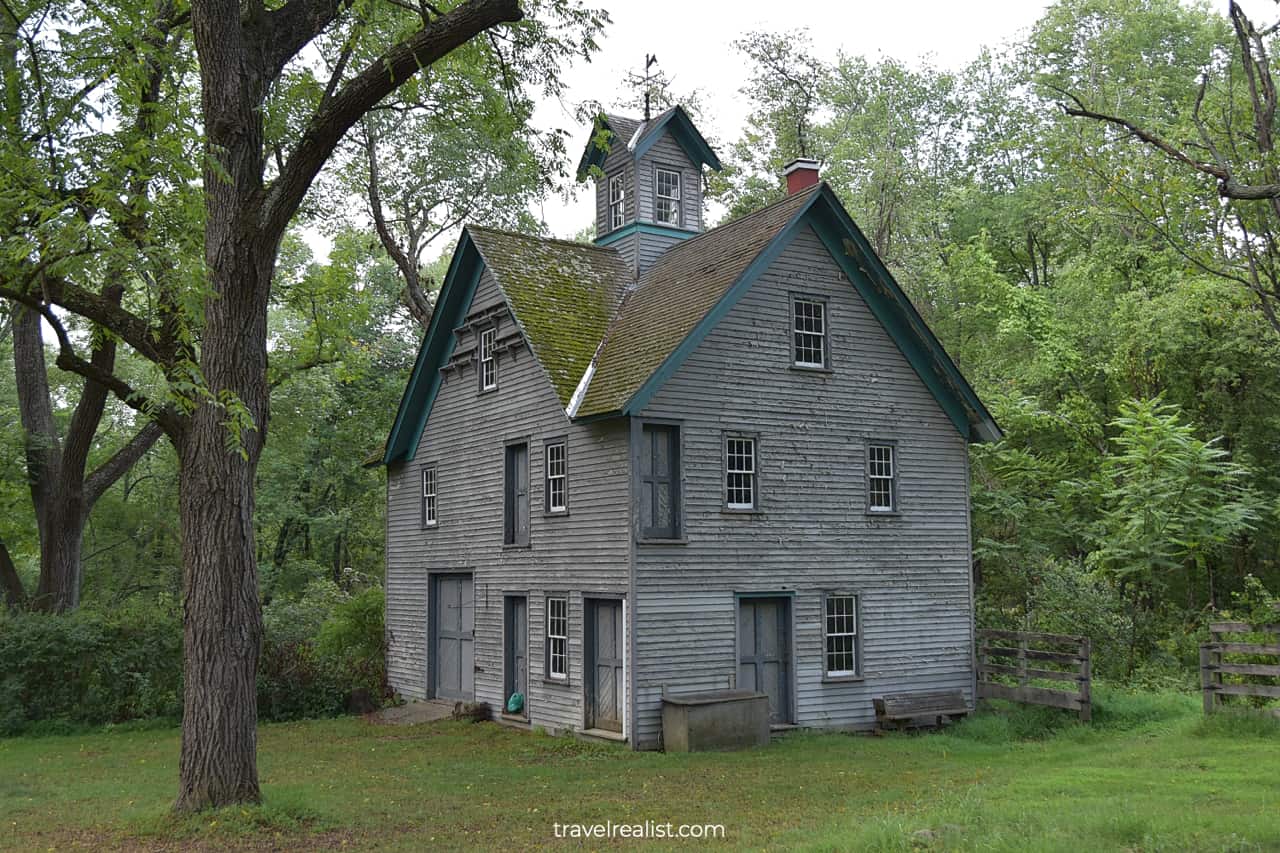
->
[{"left": 531, "top": 0, "right": 1056, "bottom": 237}]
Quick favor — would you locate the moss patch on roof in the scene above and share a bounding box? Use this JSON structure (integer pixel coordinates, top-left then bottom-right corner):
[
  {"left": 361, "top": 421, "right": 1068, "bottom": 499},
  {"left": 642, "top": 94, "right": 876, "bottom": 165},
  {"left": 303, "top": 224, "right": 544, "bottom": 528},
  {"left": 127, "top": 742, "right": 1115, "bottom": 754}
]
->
[
  {"left": 576, "top": 186, "right": 820, "bottom": 417},
  {"left": 468, "top": 226, "right": 631, "bottom": 407}
]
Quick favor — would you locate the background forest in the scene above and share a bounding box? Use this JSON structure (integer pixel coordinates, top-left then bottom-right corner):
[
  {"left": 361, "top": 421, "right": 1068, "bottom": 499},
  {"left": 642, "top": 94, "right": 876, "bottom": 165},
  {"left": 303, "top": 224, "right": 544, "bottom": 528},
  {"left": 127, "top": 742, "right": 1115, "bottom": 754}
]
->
[{"left": 2, "top": 0, "right": 1278, "bottom": 732}]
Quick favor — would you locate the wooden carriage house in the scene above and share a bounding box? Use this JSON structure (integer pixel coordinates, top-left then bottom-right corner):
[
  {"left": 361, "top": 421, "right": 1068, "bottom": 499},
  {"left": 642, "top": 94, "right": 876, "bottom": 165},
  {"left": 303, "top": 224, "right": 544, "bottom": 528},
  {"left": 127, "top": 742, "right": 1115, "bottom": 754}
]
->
[{"left": 377, "top": 106, "right": 1001, "bottom": 748}]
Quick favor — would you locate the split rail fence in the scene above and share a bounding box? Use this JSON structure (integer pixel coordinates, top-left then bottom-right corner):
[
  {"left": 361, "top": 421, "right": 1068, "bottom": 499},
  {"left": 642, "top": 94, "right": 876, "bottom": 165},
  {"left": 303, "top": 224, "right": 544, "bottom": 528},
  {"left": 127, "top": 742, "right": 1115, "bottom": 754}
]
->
[
  {"left": 976, "top": 629, "right": 1092, "bottom": 722},
  {"left": 1200, "top": 621, "right": 1280, "bottom": 715}
]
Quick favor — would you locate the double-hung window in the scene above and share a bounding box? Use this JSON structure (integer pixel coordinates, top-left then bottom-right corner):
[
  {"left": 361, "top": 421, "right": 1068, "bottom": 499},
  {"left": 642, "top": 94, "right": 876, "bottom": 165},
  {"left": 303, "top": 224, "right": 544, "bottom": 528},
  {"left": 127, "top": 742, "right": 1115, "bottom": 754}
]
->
[
  {"left": 655, "top": 167, "right": 681, "bottom": 226},
  {"left": 479, "top": 327, "right": 497, "bottom": 391},
  {"left": 792, "top": 297, "right": 827, "bottom": 368},
  {"left": 639, "top": 423, "right": 680, "bottom": 539},
  {"left": 421, "top": 465, "right": 437, "bottom": 528},
  {"left": 867, "top": 443, "right": 896, "bottom": 513},
  {"left": 608, "top": 173, "right": 626, "bottom": 231},
  {"left": 546, "top": 596, "right": 568, "bottom": 681},
  {"left": 504, "top": 442, "right": 529, "bottom": 545},
  {"left": 545, "top": 440, "right": 567, "bottom": 514},
  {"left": 824, "top": 594, "right": 860, "bottom": 678},
  {"left": 725, "top": 436, "right": 756, "bottom": 510}
]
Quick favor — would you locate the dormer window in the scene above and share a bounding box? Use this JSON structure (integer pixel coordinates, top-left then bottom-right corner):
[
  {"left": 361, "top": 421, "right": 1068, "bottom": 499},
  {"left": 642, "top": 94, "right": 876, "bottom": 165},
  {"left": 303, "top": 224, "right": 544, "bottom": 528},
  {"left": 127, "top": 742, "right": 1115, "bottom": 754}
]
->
[
  {"left": 608, "top": 173, "right": 625, "bottom": 231},
  {"left": 655, "top": 167, "right": 681, "bottom": 226},
  {"left": 479, "top": 327, "right": 497, "bottom": 391}
]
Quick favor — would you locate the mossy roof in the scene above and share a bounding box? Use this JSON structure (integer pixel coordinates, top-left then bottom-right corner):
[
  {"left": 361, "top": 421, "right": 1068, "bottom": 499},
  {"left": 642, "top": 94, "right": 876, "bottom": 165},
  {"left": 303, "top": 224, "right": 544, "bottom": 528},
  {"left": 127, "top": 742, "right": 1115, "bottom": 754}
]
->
[
  {"left": 468, "top": 226, "right": 630, "bottom": 407},
  {"left": 575, "top": 186, "right": 821, "bottom": 417}
]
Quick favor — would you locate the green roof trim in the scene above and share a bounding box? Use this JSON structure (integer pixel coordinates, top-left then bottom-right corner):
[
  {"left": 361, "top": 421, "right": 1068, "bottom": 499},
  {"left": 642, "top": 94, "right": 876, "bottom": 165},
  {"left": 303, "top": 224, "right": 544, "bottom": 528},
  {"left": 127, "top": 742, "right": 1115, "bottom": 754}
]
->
[
  {"left": 631, "top": 106, "right": 723, "bottom": 172},
  {"left": 382, "top": 233, "right": 483, "bottom": 466},
  {"left": 594, "top": 222, "right": 700, "bottom": 246}
]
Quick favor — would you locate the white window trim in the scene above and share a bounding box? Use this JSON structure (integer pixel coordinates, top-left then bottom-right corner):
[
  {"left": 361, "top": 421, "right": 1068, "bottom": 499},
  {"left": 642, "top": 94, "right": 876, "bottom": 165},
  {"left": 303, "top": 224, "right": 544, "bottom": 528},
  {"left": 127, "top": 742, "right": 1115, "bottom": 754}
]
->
[
  {"left": 823, "top": 593, "right": 859, "bottom": 678},
  {"left": 546, "top": 596, "right": 568, "bottom": 681},
  {"left": 545, "top": 440, "right": 567, "bottom": 514},
  {"left": 868, "top": 443, "right": 896, "bottom": 513},
  {"left": 421, "top": 465, "right": 437, "bottom": 527},
  {"left": 725, "top": 436, "right": 756, "bottom": 510},
  {"left": 479, "top": 327, "right": 497, "bottom": 391},
  {"left": 608, "top": 172, "right": 625, "bottom": 231},
  {"left": 792, "top": 297, "right": 827, "bottom": 369},
  {"left": 655, "top": 167, "right": 681, "bottom": 227}
]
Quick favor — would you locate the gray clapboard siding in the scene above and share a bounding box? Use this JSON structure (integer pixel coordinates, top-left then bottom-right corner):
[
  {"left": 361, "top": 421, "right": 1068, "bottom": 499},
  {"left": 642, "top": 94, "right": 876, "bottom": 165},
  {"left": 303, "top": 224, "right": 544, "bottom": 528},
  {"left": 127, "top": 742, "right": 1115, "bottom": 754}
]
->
[
  {"left": 634, "top": 134, "right": 702, "bottom": 230},
  {"left": 631, "top": 224, "right": 975, "bottom": 746},
  {"left": 594, "top": 146, "right": 635, "bottom": 240},
  {"left": 385, "top": 269, "right": 632, "bottom": 733}
]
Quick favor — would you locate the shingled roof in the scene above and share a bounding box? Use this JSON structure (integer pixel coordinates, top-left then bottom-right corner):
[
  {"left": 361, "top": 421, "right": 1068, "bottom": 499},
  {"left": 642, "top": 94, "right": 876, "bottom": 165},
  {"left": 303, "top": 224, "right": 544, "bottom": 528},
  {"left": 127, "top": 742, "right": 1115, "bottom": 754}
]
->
[
  {"left": 576, "top": 107, "right": 722, "bottom": 180},
  {"left": 576, "top": 185, "right": 820, "bottom": 417},
  {"left": 468, "top": 226, "right": 629, "bottom": 406}
]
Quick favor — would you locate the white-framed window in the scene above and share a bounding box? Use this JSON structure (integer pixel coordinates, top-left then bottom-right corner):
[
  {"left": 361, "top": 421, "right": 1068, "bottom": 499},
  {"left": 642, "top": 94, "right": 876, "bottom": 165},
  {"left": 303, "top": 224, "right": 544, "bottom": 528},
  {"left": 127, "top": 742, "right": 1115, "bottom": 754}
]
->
[
  {"left": 868, "top": 443, "right": 896, "bottom": 512},
  {"left": 725, "top": 436, "right": 756, "bottom": 510},
  {"left": 792, "top": 297, "right": 827, "bottom": 368},
  {"left": 608, "top": 172, "right": 626, "bottom": 231},
  {"left": 824, "top": 593, "right": 859, "bottom": 677},
  {"left": 421, "top": 465, "right": 437, "bottom": 528},
  {"left": 479, "top": 327, "right": 497, "bottom": 391},
  {"left": 545, "top": 440, "right": 567, "bottom": 513},
  {"left": 546, "top": 596, "right": 568, "bottom": 680},
  {"left": 655, "top": 167, "right": 681, "bottom": 226}
]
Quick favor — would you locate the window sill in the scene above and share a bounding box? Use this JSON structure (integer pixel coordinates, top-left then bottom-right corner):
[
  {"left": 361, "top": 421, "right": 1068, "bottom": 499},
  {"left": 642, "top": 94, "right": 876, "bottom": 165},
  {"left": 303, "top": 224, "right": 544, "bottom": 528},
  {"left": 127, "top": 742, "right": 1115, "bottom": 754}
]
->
[
  {"left": 788, "top": 364, "right": 834, "bottom": 376},
  {"left": 543, "top": 510, "right": 570, "bottom": 519},
  {"left": 865, "top": 511, "right": 901, "bottom": 519},
  {"left": 476, "top": 387, "right": 498, "bottom": 396},
  {"left": 721, "top": 508, "right": 764, "bottom": 517},
  {"left": 821, "top": 674, "right": 865, "bottom": 684},
  {"left": 636, "top": 536, "right": 688, "bottom": 546},
  {"left": 543, "top": 678, "right": 570, "bottom": 688},
  {"left": 502, "top": 543, "right": 532, "bottom": 551}
]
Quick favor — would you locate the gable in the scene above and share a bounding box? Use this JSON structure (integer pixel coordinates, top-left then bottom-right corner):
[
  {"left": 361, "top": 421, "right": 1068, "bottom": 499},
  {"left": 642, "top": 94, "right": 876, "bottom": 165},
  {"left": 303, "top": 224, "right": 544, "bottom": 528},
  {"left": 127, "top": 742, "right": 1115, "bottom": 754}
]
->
[
  {"left": 576, "top": 185, "right": 1000, "bottom": 443},
  {"left": 576, "top": 106, "right": 722, "bottom": 181}
]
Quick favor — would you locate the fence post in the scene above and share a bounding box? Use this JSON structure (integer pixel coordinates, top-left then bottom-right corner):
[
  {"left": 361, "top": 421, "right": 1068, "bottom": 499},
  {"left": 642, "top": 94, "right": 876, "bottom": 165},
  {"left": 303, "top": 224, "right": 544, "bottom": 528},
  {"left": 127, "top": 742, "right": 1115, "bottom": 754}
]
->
[
  {"left": 1017, "top": 635, "right": 1028, "bottom": 688},
  {"left": 1078, "top": 637, "right": 1092, "bottom": 723},
  {"left": 1199, "top": 644, "right": 1214, "bottom": 714}
]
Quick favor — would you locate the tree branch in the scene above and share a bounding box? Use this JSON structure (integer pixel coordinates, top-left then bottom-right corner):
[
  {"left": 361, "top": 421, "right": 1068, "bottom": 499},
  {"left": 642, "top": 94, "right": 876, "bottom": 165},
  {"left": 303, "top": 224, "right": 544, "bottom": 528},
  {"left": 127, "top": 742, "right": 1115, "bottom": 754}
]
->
[
  {"left": 261, "top": 0, "right": 522, "bottom": 241},
  {"left": 84, "top": 420, "right": 166, "bottom": 506}
]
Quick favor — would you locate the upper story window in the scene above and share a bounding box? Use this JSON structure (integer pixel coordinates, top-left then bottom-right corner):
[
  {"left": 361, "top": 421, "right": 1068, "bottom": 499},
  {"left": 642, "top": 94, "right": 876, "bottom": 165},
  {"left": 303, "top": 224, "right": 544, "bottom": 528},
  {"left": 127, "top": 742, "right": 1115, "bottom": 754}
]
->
[
  {"left": 545, "top": 440, "right": 567, "bottom": 514},
  {"left": 479, "top": 327, "right": 498, "bottom": 391},
  {"left": 639, "top": 423, "right": 680, "bottom": 539},
  {"left": 824, "top": 593, "right": 860, "bottom": 678},
  {"left": 792, "top": 297, "right": 827, "bottom": 369},
  {"left": 608, "top": 172, "right": 626, "bottom": 231},
  {"left": 504, "top": 442, "right": 530, "bottom": 546},
  {"left": 725, "top": 436, "right": 756, "bottom": 511},
  {"left": 655, "top": 167, "right": 681, "bottom": 227},
  {"left": 867, "top": 443, "right": 896, "bottom": 513},
  {"left": 421, "top": 465, "right": 437, "bottom": 528}
]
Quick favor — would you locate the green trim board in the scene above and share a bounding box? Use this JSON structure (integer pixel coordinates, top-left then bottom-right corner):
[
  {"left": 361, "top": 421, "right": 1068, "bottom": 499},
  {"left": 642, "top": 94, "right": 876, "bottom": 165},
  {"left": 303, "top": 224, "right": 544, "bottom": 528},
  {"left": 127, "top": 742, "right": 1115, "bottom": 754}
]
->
[
  {"left": 594, "top": 222, "right": 701, "bottom": 247},
  {"left": 620, "top": 185, "right": 1000, "bottom": 443},
  {"left": 382, "top": 233, "right": 484, "bottom": 466},
  {"left": 630, "top": 106, "right": 723, "bottom": 172}
]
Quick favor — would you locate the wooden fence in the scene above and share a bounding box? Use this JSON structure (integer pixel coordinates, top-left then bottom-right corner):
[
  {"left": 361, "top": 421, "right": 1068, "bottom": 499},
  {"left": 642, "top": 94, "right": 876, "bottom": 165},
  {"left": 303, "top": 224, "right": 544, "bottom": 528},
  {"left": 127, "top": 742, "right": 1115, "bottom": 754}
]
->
[
  {"left": 976, "top": 629, "right": 1092, "bottom": 722},
  {"left": 1200, "top": 621, "right": 1280, "bottom": 714}
]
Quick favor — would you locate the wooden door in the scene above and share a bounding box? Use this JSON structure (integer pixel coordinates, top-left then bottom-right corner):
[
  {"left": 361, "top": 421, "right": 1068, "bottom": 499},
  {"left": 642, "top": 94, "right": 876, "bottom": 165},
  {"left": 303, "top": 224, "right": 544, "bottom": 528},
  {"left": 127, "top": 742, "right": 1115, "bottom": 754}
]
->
[
  {"left": 586, "top": 599, "right": 624, "bottom": 732},
  {"left": 738, "top": 597, "right": 791, "bottom": 724},
  {"left": 433, "top": 574, "right": 474, "bottom": 701},
  {"left": 504, "top": 596, "right": 528, "bottom": 712}
]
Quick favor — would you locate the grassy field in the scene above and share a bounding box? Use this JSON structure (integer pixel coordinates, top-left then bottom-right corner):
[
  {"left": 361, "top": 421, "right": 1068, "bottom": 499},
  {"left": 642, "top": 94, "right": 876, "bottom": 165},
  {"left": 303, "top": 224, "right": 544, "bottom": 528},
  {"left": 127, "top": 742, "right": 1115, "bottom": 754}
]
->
[{"left": 1, "top": 688, "right": 1277, "bottom": 851}]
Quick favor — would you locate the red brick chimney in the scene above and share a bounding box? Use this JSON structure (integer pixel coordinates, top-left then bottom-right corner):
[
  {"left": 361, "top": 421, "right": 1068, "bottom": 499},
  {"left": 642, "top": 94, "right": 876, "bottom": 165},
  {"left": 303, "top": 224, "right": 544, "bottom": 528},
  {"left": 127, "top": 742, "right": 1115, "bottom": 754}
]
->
[{"left": 783, "top": 158, "right": 820, "bottom": 194}]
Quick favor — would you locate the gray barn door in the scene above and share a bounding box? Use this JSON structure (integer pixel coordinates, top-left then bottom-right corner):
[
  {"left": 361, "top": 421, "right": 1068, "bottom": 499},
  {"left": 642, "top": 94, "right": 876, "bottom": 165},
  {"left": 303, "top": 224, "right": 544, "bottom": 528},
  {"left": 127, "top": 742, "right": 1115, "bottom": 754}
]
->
[
  {"left": 504, "top": 596, "right": 528, "bottom": 712},
  {"left": 433, "top": 574, "right": 474, "bottom": 701},
  {"left": 738, "top": 597, "right": 791, "bottom": 724},
  {"left": 586, "top": 599, "right": 624, "bottom": 732}
]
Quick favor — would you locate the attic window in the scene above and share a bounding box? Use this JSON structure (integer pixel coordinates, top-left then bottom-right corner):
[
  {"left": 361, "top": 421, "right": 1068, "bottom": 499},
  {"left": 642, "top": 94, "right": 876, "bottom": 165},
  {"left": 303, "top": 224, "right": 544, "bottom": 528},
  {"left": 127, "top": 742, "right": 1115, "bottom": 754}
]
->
[
  {"left": 608, "top": 172, "right": 625, "bottom": 231},
  {"left": 479, "top": 327, "right": 497, "bottom": 391},
  {"left": 655, "top": 167, "right": 681, "bottom": 226},
  {"left": 792, "top": 297, "right": 827, "bottom": 369}
]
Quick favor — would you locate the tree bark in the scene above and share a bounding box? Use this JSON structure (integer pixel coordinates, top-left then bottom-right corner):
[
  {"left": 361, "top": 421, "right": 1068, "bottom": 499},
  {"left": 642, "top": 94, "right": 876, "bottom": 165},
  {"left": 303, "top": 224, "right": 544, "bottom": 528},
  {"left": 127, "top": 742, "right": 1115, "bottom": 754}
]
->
[{"left": 0, "top": 539, "right": 25, "bottom": 609}]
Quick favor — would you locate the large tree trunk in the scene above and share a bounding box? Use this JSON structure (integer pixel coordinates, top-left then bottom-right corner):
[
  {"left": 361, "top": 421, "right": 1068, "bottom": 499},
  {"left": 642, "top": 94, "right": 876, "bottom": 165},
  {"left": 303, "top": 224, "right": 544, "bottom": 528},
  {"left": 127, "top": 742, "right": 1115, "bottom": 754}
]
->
[{"left": 31, "top": 491, "right": 88, "bottom": 612}]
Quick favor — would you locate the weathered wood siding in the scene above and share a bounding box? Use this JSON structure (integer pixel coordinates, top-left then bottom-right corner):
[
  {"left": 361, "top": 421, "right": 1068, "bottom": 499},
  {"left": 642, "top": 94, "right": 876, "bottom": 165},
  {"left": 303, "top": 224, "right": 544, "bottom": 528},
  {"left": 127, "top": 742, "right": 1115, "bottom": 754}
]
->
[
  {"left": 631, "top": 225, "right": 975, "bottom": 748},
  {"left": 635, "top": 133, "right": 702, "bottom": 231},
  {"left": 385, "top": 268, "right": 632, "bottom": 735}
]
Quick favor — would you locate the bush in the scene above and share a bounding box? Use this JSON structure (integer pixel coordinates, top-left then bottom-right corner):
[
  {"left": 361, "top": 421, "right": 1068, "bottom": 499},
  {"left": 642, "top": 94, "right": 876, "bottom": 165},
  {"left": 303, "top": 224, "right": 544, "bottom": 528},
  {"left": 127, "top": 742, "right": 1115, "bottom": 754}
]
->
[{"left": 0, "top": 603, "right": 182, "bottom": 736}]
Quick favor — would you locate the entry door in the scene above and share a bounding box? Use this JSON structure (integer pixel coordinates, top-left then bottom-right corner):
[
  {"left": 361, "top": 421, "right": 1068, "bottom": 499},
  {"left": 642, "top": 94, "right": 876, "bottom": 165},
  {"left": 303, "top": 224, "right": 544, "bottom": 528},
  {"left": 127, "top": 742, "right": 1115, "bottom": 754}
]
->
[
  {"left": 738, "top": 597, "right": 791, "bottom": 724},
  {"left": 504, "top": 596, "right": 528, "bottom": 712},
  {"left": 433, "top": 574, "right": 474, "bottom": 701},
  {"left": 586, "top": 599, "right": 624, "bottom": 732}
]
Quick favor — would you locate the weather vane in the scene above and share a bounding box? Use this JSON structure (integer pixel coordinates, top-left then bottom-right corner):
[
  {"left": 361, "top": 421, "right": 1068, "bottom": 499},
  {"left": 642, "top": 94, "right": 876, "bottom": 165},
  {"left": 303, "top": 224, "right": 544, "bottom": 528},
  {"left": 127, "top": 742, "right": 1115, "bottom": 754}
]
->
[{"left": 625, "top": 54, "right": 661, "bottom": 121}]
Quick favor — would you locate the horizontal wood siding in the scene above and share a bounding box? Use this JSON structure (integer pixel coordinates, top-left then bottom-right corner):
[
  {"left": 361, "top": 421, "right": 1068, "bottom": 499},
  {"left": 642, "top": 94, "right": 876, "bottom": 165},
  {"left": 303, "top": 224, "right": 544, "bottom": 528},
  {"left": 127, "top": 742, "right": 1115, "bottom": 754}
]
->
[
  {"left": 636, "top": 132, "right": 701, "bottom": 230},
  {"left": 595, "top": 144, "right": 635, "bottom": 240},
  {"left": 632, "top": 225, "right": 974, "bottom": 747},
  {"left": 385, "top": 269, "right": 632, "bottom": 734}
]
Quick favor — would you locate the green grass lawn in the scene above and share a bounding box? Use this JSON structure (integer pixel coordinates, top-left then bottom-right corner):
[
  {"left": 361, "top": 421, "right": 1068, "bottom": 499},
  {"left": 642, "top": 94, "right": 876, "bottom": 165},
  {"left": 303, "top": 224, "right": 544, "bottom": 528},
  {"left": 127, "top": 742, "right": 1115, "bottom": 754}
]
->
[{"left": 1, "top": 689, "right": 1277, "bottom": 851}]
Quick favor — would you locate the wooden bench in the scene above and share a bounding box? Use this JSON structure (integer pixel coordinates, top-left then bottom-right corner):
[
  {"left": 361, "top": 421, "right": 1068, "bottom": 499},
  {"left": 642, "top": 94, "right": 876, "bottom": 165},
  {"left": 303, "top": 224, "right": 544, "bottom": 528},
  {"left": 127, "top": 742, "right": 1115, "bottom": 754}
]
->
[{"left": 873, "top": 690, "right": 969, "bottom": 730}]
